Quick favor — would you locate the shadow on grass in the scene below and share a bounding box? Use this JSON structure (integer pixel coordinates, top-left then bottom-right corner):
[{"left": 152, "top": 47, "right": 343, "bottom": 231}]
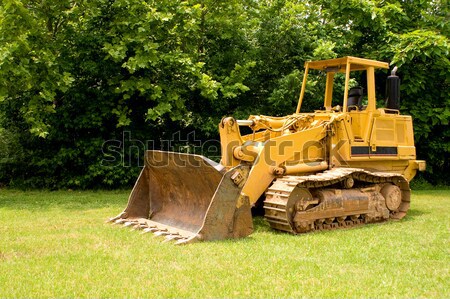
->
[
  {"left": 253, "top": 216, "right": 272, "bottom": 232},
  {"left": 250, "top": 209, "right": 426, "bottom": 236},
  {"left": 398, "top": 208, "right": 427, "bottom": 221}
]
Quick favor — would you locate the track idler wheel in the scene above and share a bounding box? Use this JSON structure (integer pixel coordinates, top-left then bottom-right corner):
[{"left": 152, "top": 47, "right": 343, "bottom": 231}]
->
[{"left": 381, "top": 184, "right": 402, "bottom": 212}]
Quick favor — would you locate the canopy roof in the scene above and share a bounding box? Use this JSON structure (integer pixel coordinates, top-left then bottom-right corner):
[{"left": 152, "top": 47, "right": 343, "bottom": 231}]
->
[{"left": 305, "top": 56, "right": 389, "bottom": 72}]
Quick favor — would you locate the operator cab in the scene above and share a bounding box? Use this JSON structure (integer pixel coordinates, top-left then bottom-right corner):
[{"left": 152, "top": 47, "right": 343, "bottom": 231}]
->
[
  {"left": 296, "top": 56, "right": 413, "bottom": 161},
  {"left": 296, "top": 56, "right": 392, "bottom": 114}
]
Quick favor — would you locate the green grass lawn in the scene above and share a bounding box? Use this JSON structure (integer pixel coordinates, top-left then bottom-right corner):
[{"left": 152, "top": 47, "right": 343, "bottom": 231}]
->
[{"left": 0, "top": 189, "right": 448, "bottom": 298}]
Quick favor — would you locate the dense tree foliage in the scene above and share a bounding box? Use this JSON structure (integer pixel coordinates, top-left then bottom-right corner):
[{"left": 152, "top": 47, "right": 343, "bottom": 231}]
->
[{"left": 0, "top": 0, "right": 448, "bottom": 188}]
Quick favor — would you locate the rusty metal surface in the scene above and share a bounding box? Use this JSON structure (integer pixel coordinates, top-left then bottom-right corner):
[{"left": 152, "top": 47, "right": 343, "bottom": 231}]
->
[
  {"left": 264, "top": 168, "right": 410, "bottom": 233},
  {"left": 196, "top": 166, "right": 253, "bottom": 241},
  {"left": 109, "top": 151, "right": 253, "bottom": 244}
]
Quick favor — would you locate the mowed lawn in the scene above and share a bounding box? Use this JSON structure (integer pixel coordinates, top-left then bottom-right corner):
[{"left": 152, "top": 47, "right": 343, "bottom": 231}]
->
[{"left": 0, "top": 189, "right": 448, "bottom": 298}]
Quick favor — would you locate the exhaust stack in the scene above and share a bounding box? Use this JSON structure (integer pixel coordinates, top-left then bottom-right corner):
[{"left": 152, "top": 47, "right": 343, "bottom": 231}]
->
[{"left": 386, "top": 66, "right": 400, "bottom": 110}]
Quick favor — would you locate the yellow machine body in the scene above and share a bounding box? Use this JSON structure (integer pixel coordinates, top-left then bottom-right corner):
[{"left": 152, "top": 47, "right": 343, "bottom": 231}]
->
[{"left": 110, "top": 56, "right": 425, "bottom": 244}]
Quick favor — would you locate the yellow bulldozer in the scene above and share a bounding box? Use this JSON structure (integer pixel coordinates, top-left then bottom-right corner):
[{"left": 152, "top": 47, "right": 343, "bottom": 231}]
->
[{"left": 109, "top": 56, "right": 425, "bottom": 244}]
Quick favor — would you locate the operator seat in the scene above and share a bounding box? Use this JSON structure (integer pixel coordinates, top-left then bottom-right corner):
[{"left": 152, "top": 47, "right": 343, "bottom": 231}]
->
[{"left": 347, "top": 87, "right": 364, "bottom": 111}]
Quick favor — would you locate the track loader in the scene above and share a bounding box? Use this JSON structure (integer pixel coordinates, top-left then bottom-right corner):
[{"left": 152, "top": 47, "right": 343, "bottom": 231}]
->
[{"left": 110, "top": 56, "right": 425, "bottom": 244}]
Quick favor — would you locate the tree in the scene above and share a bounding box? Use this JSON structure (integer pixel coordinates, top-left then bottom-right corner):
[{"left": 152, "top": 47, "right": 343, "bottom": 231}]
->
[
  {"left": 0, "top": 0, "right": 448, "bottom": 188},
  {"left": 0, "top": 0, "right": 256, "bottom": 188}
]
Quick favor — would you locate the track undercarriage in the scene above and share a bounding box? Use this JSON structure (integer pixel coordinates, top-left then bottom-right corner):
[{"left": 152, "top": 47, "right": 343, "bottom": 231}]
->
[{"left": 264, "top": 168, "right": 410, "bottom": 234}]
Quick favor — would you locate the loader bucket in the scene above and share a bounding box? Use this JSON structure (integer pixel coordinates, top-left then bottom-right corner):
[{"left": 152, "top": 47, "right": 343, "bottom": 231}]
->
[{"left": 109, "top": 151, "right": 253, "bottom": 244}]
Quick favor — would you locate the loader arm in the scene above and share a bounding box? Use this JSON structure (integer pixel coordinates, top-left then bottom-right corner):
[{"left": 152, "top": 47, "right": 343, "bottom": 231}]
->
[{"left": 239, "top": 123, "right": 329, "bottom": 206}]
